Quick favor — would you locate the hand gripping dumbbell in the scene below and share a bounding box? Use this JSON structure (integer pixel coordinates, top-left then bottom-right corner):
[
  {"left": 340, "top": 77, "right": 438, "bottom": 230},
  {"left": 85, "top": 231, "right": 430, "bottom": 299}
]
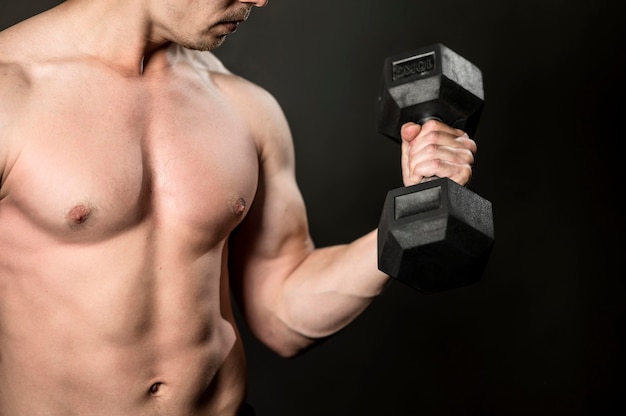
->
[{"left": 377, "top": 43, "right": 495, "bottom": 293}]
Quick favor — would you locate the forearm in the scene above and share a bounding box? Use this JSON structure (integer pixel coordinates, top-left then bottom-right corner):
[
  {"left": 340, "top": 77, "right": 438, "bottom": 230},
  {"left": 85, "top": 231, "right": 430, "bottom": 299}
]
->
[{"left": 262, "top": 230, "right": 389, "bottom": 356}]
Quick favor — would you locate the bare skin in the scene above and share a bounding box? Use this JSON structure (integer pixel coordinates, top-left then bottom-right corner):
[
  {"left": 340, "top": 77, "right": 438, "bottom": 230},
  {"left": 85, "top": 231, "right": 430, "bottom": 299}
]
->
[{"left": 0, "top": 1, "right": 477, "bottom": 415}]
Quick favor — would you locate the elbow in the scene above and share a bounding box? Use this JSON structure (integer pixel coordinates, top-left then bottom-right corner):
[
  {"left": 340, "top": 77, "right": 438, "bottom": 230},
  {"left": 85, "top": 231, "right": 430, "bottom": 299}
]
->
[
  {"left": 269, "top": 343, "right": 307, "bottom": 359},
  {"left": 240, "top": 291, "right": 335, "bottom": 358},
  {"left": 250, "top": 319, "right": 323, "bottom": 359},
  {"left": 258, "top": 332, "right": 320, "bottom": 359}
]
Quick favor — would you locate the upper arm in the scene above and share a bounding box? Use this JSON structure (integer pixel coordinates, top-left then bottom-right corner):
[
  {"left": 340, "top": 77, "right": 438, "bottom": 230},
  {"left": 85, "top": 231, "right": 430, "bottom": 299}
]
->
[{"left": 221, "top": 75, "right": 315, "bottom": 345}]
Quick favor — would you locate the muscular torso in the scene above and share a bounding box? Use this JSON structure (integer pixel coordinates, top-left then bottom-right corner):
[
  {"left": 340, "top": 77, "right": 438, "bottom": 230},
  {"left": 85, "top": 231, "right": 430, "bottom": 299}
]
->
[{"left": 0, "top": 44, "right": 258, "bottom": 415}]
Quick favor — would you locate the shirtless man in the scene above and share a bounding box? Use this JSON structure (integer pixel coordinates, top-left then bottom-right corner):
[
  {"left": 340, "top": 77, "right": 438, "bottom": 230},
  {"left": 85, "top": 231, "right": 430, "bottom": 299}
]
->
[{"left": 0, "top": 1, "right": 477, "bottom": 415}]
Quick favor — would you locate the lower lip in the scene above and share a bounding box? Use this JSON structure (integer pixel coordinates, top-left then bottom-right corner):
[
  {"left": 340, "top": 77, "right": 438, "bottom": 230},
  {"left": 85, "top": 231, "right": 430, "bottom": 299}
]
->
[{"left": 220, "top": 21, "right": 240, "bottom": 33}]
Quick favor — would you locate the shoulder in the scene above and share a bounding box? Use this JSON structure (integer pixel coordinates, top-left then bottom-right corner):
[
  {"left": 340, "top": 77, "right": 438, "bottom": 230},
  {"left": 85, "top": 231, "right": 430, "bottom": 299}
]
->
[
  {"left": 0, "top": 18, "right": 43, "bottom": 190},
  {"left": 0, "top": 30, "right": 34, "bottom": 119},
  {"left": 215, "top": 68, "right": 294, "bottom": 172},
  {"left": 171, "top": 45, "right": 279, "bottom": 110},
  {"left": 0, "top": 59, "right": 32, "bottom": 98},
  {"left": 0, "top": 24, "right": 37, "bottom": 105},
  {"left": 173, "top": 45, "right": 294, "bottom": 169},
  {"left": 0, "top": 49, "right": 32, "bottom": 187},
  {"left": 0, "top": 59, "right": 32, "bottom": 118},
  {"left": 170, "top": 45, "right": 281, "bottom": 116}
]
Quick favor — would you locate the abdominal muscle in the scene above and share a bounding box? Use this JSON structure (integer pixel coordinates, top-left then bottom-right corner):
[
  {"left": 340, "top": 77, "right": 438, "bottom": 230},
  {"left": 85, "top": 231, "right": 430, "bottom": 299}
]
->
[{"left": 0, "top": 220, "right": 247, "bottom": 416}]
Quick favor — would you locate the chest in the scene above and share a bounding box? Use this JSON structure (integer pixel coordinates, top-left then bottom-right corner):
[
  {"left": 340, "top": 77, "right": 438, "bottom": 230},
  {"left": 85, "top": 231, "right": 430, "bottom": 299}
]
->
[{"left": 3, "top": 68, "right": 259, "bottom": 243}]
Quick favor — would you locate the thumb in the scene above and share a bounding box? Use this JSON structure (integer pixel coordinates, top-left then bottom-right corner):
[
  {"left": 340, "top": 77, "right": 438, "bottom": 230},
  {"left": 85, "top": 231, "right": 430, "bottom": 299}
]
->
[
  {"left": 400, "top": 122, "right": 422, "bottom": 186},
  {"left": 400, "top": 122, "right": 421, "bottom": 145}
]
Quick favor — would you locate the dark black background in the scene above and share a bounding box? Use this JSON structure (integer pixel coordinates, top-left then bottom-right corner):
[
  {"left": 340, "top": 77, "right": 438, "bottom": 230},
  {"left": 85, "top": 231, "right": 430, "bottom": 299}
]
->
[{"left": 2, "top": 1, "right": 625, "bottom": 415}]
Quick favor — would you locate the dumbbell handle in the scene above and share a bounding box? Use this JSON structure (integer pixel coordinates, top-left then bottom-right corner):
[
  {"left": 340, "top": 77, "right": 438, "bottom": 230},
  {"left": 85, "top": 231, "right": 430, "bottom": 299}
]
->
[{"left": 416, "top": 115, "right": 442, "bottom": 125}]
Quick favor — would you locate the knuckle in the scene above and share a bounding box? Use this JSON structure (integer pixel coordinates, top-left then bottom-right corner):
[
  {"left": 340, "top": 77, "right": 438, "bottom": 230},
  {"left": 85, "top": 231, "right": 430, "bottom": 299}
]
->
[
  {"left": 422, "top": 119, "right": 441, "bottom": 130},
  {"left": 425, "top": 142, "right": 440, "bottom": 155},
  {"left": 458, "top": 148, "right": 475, "bottom": 164},
  {"left": 413, "top": 161, "right": 431, "bottom": 176},
  {"left": 424, "top": 130, "right": 443, "bottom": 145},
  {"left": 430, "top": 158, "right": 445, "bottom": 171},
  {"left": 461, "top": 165, "right": 473, "bottom": 183},
  {"left": 460, "top": 136, "right": 478, "bottom": 152}
]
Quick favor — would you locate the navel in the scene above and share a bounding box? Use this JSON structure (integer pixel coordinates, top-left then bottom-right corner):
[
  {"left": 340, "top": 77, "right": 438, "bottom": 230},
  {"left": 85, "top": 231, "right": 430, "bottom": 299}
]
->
[
  {"left": 149, "top": 382, "right": 163, "bottom": 396},
  {"left": 233, "top": 198, "right": 247, "bottom": 216}
]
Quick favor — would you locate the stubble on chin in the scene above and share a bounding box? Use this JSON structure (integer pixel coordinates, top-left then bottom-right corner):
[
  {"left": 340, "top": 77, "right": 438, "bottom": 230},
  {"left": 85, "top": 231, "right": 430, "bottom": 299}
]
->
[
  {"left": 176, "top": 32, "right": 227, "bottom": 52},
  {"left": 176, "top": 6, "right": 252, "bottom": 52}
]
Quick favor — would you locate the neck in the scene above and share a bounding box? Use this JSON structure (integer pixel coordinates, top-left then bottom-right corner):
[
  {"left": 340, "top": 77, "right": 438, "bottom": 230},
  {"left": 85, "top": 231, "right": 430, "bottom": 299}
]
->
[{"left": 59, "top": 0, "right": 169, "bottom": 75}]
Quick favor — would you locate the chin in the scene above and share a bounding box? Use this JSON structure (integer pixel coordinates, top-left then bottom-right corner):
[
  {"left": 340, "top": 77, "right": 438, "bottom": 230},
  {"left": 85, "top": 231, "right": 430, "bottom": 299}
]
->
[{"left": 180, "top": 35, "right": 226, "bottom": 52}]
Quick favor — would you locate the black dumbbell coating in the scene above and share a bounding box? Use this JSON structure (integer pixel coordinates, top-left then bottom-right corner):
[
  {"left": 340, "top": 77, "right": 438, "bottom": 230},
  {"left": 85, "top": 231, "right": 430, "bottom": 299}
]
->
[
  {"left": 377, "top": 43, "right": 484, "bottom": 141},
  {"left": 377, "top": 43, "right": 494, "bottom": 293}
]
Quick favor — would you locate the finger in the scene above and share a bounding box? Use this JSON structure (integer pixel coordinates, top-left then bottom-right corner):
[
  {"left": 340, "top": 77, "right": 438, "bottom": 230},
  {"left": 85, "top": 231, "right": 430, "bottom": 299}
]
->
[
  {"left": 419, "top": 119, "right": 465, "bottom": 138},
  {"left": 455, "top": 133, "right": 478, "bottom": 155},
  {"left": 402, "top": 122, "right": 459, "bottom": 184},
  {"left": 410, "top": 128, "right": 475, "bottom": 156},
  {"left": 401, "top": 120, "right": 477, "bottom": 186},
  {"left": 407, "top": 141, "right": 475, "bottom": 169},
  {"left": 404, "top": 136, "right": 476, "bottom": 186},
  {"left": 408, "top": 159, "right": 473, "bottom": 186}
]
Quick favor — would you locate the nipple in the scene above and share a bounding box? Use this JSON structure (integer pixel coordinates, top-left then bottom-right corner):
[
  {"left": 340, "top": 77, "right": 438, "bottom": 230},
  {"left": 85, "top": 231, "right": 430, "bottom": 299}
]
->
[
  {"left": 233, "top": 198, "right": 247, "bottom": 216},
  {"left": 67, "top": 204, "right": 94, "bottom": 227}
]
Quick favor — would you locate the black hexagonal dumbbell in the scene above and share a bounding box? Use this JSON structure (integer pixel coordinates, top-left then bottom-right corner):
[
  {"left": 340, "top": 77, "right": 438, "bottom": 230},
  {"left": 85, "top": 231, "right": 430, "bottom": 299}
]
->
[{"left": 377, "top": 43, "right": 495, "bottom": 293}]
